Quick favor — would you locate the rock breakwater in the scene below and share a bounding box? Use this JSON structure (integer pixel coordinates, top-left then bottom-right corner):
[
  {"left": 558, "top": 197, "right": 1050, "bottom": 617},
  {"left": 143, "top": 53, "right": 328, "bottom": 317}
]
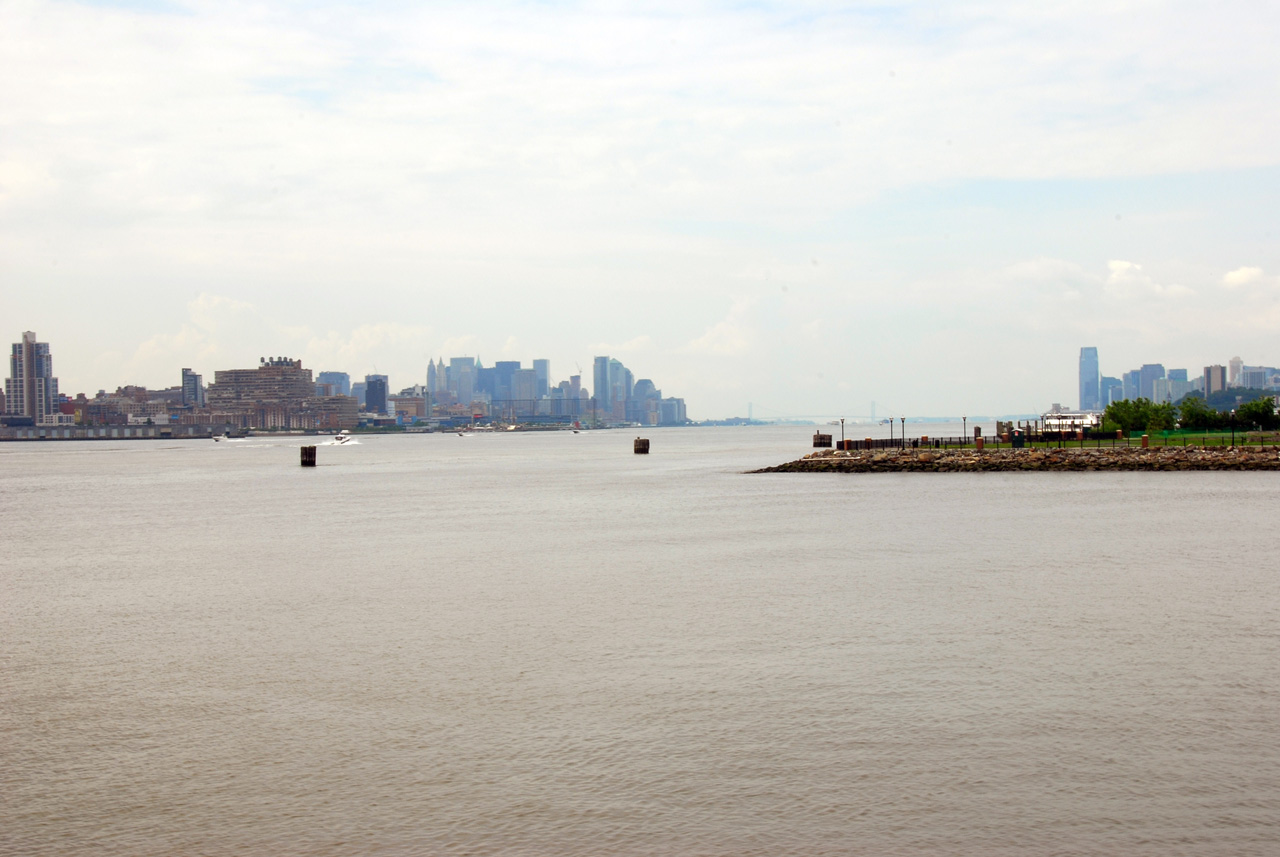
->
[{"left": 754, "top": 446, "right": 1280, "bottom": 473}]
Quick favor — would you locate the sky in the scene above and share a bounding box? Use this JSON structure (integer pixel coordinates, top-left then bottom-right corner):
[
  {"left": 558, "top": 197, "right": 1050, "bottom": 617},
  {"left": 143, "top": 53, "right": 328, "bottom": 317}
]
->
[{"left": 2, "top": 0, "right": 1278, "bottom": 419}]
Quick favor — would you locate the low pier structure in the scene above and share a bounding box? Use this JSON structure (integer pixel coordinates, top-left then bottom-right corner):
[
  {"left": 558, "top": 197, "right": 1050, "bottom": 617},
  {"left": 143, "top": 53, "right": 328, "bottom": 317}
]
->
[{"left": 754, "top": 446, "right": 1280, "bottom": 473}]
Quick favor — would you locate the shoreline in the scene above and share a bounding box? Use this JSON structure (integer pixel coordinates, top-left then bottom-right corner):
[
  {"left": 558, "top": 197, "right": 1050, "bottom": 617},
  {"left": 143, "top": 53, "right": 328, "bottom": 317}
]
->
[{"left": 753, "top": 446, "right": 1280, "bottom": 473}]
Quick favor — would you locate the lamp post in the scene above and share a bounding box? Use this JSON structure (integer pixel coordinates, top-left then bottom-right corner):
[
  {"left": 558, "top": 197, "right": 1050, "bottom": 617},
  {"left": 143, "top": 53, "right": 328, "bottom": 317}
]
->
[
  {"left": 900, "top": 416, "right": 905, "bottom": 447},
  {"left": 962, "top": 415, "right": 967, "bottom": 446},
  {"left": 840, "top": 418, "right": 845, "bottom": 449}
]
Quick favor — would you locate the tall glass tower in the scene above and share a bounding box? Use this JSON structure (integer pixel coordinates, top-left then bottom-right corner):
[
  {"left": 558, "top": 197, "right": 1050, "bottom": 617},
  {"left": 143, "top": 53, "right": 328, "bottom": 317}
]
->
[
  {"left": 6, "top": 331, "right": 58, "bottom": 422},
  {"left": 1079, "top": 347, "right": 1100, "bottom": 411}
]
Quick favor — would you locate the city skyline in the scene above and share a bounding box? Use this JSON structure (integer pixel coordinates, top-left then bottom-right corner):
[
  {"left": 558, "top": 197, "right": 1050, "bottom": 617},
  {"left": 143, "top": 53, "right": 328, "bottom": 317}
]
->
[
  {"left": 3, "top": 328, "right": 689, "bottom": 430},
  {"left": 1078, "top": 345, "right": 1280, "bottom": 413}
]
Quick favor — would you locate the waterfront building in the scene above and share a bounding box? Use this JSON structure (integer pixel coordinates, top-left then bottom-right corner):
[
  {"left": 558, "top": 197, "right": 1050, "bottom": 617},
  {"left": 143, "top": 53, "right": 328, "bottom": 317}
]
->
[
  {"left": 659, "top": 397, "right": 688, "bottom": 425},
  {"left": 1204, "top": 365, "right": 1227, "bottom": 396},
  {"left": 208, "top": 358, "right": 315, "bottom": 409},
  {"left": 388, "top": 395, "right": 427, "bottom": 420},
  {"left": 365, "top": 374, "right": 389, "bottom": 415},
  {"left": 181, "top": 368, "right": 206, "bottom": 408},
  {"left": 206, "top": 357, "right": 357, "bottom": 429},
  {"left": 5, "top": 331, "right": 59, "bottom": 424},
  {"left": 1079, "top": 347, "right": 1100, "bottom": 411}
]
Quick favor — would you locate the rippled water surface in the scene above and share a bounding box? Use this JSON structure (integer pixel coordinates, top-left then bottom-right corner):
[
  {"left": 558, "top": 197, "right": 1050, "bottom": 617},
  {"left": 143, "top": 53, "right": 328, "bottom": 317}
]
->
[{"left": 3, "top": 427, "right": 1278, "bottom": 855}]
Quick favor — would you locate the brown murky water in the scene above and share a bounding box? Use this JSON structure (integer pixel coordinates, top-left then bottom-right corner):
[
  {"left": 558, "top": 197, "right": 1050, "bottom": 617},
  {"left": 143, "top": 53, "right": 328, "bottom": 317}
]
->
[{"left": 4, "top": 428, "right": 1278, "bottom": 855}]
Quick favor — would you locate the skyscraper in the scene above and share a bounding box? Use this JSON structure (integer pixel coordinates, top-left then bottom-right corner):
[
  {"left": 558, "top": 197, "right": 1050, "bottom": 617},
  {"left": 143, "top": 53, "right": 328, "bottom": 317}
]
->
[
  {"left": 1078, "top": 347, "right": 1100, "bottom": 411},
  {"left": 1100, "top": 376, "right": 1122, "bottom": 406},
  {"left": 1122, "top": 370, "right": 1140, "bottom": 402},
  {"left": 1229, "top": 356, "right": 1243, "bottom": 387},
  {"left": 448, "top": 357, "right": 475, "bottom": 405},
  {"left": 365, "top": 374, "right": 388, "bottom": 415},
  {"left": 181, "top": 368, "right": 206, "bottom": 407},
  {"left": 6, "top": 331, "right": 58, "bottom": 423},
  {"left": 1138, "top": 364, "right": 1165, "bottom": 401},
  {"left": 317, "top": 371, "right": 351, "bottom": 397},
  {"left": 1204, "top": 365, "right": 1227, "bottom": 396},
  {"left": 593, "top": 356, "right": 611, "bottom": 412},
  {"left": 532, "top": 359, "right": 550, "bottom": 399}
]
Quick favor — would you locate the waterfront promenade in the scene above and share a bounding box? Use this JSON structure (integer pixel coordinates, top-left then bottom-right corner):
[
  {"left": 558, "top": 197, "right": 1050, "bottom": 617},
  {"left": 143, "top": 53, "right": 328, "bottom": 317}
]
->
[{"left": 755, "top": 446, "right": 1280, "bottom": 472}]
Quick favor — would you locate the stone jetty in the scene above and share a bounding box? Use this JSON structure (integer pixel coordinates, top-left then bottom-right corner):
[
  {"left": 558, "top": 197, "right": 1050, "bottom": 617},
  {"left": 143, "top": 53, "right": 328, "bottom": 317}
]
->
[{"left": 754, "top": 446, "right": 1280, "bottom": 473}]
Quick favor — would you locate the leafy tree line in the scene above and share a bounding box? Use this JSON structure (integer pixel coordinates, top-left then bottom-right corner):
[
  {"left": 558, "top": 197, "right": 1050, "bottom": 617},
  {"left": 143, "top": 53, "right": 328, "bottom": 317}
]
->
[{"left": 1101, "top": 394, "right": 1279, "bottom": 433}]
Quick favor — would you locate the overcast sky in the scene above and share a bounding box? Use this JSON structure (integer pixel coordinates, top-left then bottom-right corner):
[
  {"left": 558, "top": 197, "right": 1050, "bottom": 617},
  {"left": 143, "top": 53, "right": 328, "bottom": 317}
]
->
[{"left": 2, "top": 0, "right": 1277, "bottom": 418}]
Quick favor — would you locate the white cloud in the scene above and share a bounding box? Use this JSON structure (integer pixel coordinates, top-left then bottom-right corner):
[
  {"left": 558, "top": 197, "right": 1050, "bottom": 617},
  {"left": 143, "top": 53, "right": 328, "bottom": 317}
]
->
[
  {"left": 590, "top": 335, "right": 652, "bottom": 353},
  {"left": 684, "top": 299, "right": 755, "bottom": 357},
  {"left": 1222, "top": 266, "right": 1269, "bottom": 289},
  {"left": 1104, "top": 260, "right": 1194, "bottom": 299}
]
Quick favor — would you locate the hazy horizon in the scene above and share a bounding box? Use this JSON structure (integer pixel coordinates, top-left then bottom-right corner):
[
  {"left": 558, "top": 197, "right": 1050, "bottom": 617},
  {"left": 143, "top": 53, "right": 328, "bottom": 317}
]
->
[{"left": 2, "top": 1, "right": 1277, "bottom": 418}]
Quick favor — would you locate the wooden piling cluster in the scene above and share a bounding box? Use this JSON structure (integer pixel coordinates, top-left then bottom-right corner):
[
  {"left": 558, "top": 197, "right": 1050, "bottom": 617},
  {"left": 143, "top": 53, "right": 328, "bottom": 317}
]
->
[
  {"left": 301, "top": 445, "right": 317, "bottom": 467},
  {"left": 813, "top": 433, "right": 832, "bottom": 448},
  {"left": 634, "top": 438, "right": 650, "bottom": 454}
]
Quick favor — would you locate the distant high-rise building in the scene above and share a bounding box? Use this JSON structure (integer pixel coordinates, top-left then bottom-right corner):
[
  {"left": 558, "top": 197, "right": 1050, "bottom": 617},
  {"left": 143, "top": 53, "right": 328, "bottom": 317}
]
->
[
  {"left": 1079, "top": 347, "right": 1100, "bottom": 411},
  {"left": 1100, "top": 376, "right": 1123, "bottom": 406},
  {"left": 352, "top": 381, "right": 367, "bottom": 408},
  {"left": 365, "top": 374, "right": 389, "bottom": 415},
  {"left": 1241, "top": 367, "right": 1270, "bottom": 389},
  {"left": 6, "top": 331, "right": 59, "bottom": 423},
  {"left": 426, "top": 359, "right": 438, "bottom": 396},
  {"left": 317, "top": 371, "right": 350, "bottom": 397},
  {"left": 1122, "top": 370, "right": 1141, "bottom": 401},
  {"left": 449, "top": 357, "right": 475, "bottom": 405},
  {"left": 1229, "top": 356, "right": 1243, "bottom": 386},
  {"left": 181, "top": 368, "right": 206, "bottom": 407},
  {"left": 1204, "top": 365, "right": 1227, "bottom": 396},
  {"left": 593, "top": 356, "right": 611, "bottom": 412},
  {"left": 532, "top": 359, "right": 550, "bottom": 399},
  {"left": 493, "top": 361, "right": 520, "bottom": 402},
  {"left": 1167, "top": 368, "right": 1188, "bottom": 383},
  {"left": 1153, "top": 377, "right": 1196, "bottom": 404},
  {"left": 1138, "top": 364, "right": 1165, "bottom": 401},
  {"left": 511, "top": 368, "right": 537, "bottom": 413}
]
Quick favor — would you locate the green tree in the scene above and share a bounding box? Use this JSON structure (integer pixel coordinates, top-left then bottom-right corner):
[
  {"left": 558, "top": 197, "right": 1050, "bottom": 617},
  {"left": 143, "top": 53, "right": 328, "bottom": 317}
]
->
[
  {"left": 1236, "top": 396, "right": 1279, "bottom": 431},
  {"left": 1103, "top": 398, "right": 1180, "bottom": 433},
  {"left": 1179, "top": 394, "right": 1225, "bottom": 431},
  {"left": 1104, "top": 399, "right": 1143, "bottom": 433},
  {"left": 1147, "top": 401, "right": 1178, "bottom": 431}
]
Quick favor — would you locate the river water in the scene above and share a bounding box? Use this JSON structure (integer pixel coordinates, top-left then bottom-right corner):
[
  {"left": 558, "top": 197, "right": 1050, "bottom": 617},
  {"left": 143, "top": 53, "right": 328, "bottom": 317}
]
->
[{"left": 3, "top": 426, "right": 1277, "bottom": 855}]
